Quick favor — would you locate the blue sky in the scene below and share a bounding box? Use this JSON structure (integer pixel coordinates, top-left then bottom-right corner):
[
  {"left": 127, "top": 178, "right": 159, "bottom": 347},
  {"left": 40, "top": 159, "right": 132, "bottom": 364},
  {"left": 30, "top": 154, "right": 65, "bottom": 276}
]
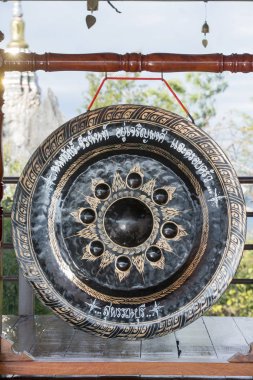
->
[{"left": 0, "top": 1, "right": 253, "bottom": 120}]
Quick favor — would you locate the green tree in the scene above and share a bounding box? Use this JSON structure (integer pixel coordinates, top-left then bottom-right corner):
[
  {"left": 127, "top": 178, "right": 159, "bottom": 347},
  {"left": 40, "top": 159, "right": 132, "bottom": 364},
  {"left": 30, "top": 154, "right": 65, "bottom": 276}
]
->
[
  {"left": 184, "top": 73, "right": 228, "bottom": 128},
  {"left": 80, "top": 72, "right": 228, "bottom": 128},
  {"left": 80, "top": 72, "right": 253, "bottom": 318},
  {"left": 2, "top": 153, "right": 21, "bottom": 315},
  {"left": 207, "top": 251, "right": 253, "bottom": 317},
  {"left": 2, "top": 146, "right": 51, "bottom": 315},
  {"left": 3, "top": 71, "right": 252, "bottom": 318}
]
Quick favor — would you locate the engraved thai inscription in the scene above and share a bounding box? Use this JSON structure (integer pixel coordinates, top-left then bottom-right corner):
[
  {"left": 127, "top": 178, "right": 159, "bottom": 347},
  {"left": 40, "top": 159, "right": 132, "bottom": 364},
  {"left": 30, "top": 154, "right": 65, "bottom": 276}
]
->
[{"left": 12, "top": 105, "right": 246, "bottom": 339}]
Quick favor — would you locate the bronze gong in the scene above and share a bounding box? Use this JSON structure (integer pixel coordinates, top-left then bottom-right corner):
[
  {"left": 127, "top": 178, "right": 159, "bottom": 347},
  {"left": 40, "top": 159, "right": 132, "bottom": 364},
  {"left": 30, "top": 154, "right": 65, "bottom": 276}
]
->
[{"left": 12, "top": 105, "right": 246, "bottom": 339}]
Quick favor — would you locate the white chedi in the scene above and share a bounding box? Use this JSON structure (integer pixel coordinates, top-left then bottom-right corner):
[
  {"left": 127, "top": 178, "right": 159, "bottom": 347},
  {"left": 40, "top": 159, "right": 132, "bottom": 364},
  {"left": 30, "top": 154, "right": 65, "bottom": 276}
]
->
[{"left": 3, "top": 0, "right": 65, "bottom": 173}]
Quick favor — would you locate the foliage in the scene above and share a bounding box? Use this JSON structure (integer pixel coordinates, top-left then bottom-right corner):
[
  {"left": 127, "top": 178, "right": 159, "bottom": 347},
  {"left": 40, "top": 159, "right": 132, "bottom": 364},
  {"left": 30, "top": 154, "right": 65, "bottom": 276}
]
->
[
  {"left": 2, "top": 71, "right": 252, "bottom": 317},
  {"left": 229, "top": 115, "right": 253, "bottom": 176},
  {"left": 206, "top": 251, "right": 253, "bottom": 317},
  {"left": 206, "top": 110, "right": 253, "bottom": 177},
  {"left": 80, "top": 72, "right": 227, "bottom": 128},
  {"left": 4, "top": 142, "right": 24, "bottom": 177},
  {"left": 2, "top": 195, "right": 51, "bottom": 315},
  {"left": 80, "top": 72, "right": 252, "bottom": 318},
  {"left": 79, "top": 73, "right": 150, "bottom": 111},
  {"left": 2, "top": 168, "right": 51, "bottom": 314},
  {"left": 34, "top": 297, "right": 52, "bottom": 315},
  {"left": 3, "top": 282, "right": 18, "bottom": 315},
  {"left": 184, "top": 73, "right": 228, "bottom": 128}
]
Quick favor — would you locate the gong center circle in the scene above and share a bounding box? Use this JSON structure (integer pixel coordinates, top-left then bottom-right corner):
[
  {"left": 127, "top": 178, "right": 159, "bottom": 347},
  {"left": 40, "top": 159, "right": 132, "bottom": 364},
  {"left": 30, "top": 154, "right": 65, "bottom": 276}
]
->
[{"left": 104, "top": 198, "right": 153, "bottom": 248}]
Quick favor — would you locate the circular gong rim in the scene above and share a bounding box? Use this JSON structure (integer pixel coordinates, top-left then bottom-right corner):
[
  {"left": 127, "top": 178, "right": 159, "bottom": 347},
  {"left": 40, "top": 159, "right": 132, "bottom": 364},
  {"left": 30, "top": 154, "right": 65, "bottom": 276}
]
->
[{"left": 12, "top": 104, "right": 246, "bottom": 340}]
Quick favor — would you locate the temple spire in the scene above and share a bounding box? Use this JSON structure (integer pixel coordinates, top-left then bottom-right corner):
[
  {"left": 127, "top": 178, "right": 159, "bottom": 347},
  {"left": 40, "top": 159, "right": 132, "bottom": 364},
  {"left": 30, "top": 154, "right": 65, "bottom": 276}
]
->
[
  {"left": 3, "top": 0, "right": 64, "bottom": 172},
  {"left": 7, "top": 0, "right": 28, "bottom": 50}
]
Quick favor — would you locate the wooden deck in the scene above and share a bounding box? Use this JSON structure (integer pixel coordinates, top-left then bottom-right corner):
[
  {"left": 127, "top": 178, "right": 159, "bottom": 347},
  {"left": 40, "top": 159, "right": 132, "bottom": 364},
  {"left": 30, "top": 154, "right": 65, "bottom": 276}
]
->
[{"left": 0, "top": 315, "right": 253, "bottom": 376}]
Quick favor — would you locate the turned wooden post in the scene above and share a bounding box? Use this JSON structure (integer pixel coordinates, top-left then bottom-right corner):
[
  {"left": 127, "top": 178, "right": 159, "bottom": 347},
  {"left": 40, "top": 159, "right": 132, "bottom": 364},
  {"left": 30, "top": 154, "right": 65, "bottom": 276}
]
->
[
  {"left": 1, "top": 52, "right": 253, "bottom": 73},
  {"left": 0, "top": 69, "right": 4, "bottom": 350},
  {"left": 0, "top": 32, "right": 4, "bottom": 352}
]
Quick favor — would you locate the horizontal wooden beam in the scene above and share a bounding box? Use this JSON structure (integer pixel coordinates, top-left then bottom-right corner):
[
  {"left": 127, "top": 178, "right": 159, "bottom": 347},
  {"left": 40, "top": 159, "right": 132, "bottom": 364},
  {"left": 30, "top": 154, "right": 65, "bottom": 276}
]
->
[
  {"left": 1, "top": 51, "right": 253, "bottom": 73},
  {"left": 1, "top": 360, "right": 253, "bottom": 376}
]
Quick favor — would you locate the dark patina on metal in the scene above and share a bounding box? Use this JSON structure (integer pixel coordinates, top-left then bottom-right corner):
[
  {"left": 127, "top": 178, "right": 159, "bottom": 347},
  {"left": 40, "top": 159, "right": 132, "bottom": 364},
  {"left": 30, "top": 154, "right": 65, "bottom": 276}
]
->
[{"left": 11, "top": 105, "right": 246, "bottom": 339}]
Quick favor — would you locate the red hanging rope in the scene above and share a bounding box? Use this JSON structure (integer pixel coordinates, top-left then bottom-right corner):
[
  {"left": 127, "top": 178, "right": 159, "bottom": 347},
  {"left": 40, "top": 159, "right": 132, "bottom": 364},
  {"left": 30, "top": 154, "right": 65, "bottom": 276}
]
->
[{"left": 87, "top": 75, "right": 195, "bottom": 124}]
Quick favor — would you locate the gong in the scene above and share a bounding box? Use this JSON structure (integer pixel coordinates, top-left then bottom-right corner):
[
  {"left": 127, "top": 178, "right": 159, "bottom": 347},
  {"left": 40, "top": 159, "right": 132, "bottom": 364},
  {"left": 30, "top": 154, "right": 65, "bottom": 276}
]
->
[{"left": 12, "top": 105, "right": 246, "bottom": 339}]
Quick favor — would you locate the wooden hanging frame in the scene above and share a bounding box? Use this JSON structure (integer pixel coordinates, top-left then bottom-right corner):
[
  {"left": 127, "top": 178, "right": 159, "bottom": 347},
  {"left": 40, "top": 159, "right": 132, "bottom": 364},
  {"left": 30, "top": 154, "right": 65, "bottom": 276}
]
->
[{"left": 1, "top": 50, "right": 253, "bottom": 376}]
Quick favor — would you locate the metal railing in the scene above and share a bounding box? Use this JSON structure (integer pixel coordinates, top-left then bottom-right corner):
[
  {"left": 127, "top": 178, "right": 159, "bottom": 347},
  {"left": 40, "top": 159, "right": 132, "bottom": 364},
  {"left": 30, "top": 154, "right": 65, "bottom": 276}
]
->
[{"left": 1, "top": 175, "right": 253, "bottom": 316}]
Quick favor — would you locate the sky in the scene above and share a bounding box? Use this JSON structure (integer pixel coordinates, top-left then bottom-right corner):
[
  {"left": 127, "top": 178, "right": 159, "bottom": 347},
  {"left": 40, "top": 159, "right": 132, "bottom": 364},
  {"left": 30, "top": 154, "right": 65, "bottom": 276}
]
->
[{"left": 0, "top": 1, "right": 253, "bottom": 120}]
